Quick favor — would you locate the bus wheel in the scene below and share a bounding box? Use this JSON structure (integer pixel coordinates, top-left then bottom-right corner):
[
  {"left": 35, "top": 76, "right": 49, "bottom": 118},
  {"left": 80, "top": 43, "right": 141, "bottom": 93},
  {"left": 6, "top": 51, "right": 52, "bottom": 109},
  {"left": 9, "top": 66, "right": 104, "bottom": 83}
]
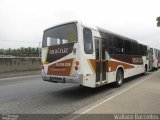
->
[{"left": 115, "top": 69, "right": 123, "bottom": 87}]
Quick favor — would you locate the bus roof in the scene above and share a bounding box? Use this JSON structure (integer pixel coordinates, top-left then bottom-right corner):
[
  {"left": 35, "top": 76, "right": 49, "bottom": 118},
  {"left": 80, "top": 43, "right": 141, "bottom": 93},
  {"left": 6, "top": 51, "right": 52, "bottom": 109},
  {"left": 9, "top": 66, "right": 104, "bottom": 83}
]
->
[
  {"left": 97, "top": 27, "right": 138, "bottom": 43},
  {"left": 43, "top": 20, "right": 146, "bottom": 45}
]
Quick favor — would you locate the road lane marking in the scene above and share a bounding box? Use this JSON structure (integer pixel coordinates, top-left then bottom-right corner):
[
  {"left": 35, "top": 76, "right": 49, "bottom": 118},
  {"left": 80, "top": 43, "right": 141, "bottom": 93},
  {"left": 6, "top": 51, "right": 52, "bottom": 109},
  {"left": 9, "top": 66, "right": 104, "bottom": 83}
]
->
[
  {"left": 71, "top": 71, "right": 159, "bottom": 120},
  {"left": 0, "top": 74, "right": 41, "bottom": 81}
]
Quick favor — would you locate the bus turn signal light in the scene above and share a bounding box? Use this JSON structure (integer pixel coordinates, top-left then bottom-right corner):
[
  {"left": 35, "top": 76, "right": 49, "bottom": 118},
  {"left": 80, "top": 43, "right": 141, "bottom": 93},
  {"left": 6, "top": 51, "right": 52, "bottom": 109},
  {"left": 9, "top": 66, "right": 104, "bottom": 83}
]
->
[
  {"left": 75, "top": 66, "right": 78, "bottom": 70},
  {"left": 75, "top": 61, "right": 79, "bottom": 65}
]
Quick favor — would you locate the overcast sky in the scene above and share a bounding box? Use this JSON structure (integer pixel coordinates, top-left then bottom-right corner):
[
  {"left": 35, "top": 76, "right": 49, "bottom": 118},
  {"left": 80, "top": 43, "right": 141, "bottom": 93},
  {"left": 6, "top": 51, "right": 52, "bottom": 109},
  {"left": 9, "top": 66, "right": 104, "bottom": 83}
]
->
[{"left": 0, "top": 0, "right": 160, "bottom": 49}]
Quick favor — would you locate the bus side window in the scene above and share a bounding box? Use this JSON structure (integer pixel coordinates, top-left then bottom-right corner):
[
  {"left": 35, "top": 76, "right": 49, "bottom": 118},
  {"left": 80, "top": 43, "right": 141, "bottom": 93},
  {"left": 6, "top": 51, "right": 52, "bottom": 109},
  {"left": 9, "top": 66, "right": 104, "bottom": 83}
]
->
[
  {"left": 115, "top": 37, "right": 123, "bottom": 54},
  {"left": 143, "top": 45, "right": 147, "bottom": 56},
  {"left": 124, "top": 40, "right": 132, "bottom": 55},
  {"left": 138, "top": 44, "right": 143, "bottom": 55},
  {"left": 109, "top": 36, "right": 114, "bottom": 54},
  {"left": 109, "top": 36, "right": 124, "bottom": 54},
  {"left": 132, "top": 42, "right": 139, "bottom": 55},
  {"left": 83, "top": 28, "right": 93, "bottom": 54},
  {"left": 116, "top": 38, "right": 124, "bottom": 54}
]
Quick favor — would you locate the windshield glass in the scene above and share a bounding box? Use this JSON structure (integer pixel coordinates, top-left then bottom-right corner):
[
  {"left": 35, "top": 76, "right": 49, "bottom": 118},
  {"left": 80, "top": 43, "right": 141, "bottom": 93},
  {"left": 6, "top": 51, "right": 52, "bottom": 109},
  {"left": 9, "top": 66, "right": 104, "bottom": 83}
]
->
[{"left": 42, "top": 23, "right": 77, "bottom": 47}]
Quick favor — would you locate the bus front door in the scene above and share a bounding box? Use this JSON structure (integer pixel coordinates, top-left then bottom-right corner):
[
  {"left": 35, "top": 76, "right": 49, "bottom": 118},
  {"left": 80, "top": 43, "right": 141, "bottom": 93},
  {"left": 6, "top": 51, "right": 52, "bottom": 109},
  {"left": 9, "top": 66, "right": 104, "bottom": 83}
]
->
[{"left": 95, "top": 38, "right": 106, "bottom": 84}]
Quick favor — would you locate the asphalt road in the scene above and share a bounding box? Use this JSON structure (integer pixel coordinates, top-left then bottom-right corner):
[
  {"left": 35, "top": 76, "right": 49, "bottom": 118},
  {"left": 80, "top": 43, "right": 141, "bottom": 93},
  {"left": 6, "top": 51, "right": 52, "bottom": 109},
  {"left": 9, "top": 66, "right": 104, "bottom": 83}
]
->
[{"left": 0, "top": 71, "right": 159, "bottom": 119}]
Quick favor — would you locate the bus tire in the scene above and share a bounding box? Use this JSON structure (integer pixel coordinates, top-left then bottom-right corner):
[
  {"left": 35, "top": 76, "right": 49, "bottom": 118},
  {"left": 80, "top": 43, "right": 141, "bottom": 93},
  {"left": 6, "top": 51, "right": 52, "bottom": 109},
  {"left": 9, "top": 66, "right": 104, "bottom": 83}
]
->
[{"left": 114, "top": 69, "right": 123, "bottom": 87}]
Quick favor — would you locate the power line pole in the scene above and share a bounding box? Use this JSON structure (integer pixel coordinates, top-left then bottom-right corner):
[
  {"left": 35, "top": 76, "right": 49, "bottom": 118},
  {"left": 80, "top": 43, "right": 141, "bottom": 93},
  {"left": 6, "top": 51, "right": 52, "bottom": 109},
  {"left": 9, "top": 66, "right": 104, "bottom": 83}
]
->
[{"left": 39, "top": 42, "right": 41, "bottom": 58}]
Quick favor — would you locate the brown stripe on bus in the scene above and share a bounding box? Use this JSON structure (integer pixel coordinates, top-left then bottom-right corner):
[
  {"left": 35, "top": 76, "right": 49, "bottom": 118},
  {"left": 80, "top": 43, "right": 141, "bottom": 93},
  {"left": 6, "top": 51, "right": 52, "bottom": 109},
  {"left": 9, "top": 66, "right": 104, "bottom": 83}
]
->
[{"left": 88, "top": 59, "right": 135, "bottom": 73}]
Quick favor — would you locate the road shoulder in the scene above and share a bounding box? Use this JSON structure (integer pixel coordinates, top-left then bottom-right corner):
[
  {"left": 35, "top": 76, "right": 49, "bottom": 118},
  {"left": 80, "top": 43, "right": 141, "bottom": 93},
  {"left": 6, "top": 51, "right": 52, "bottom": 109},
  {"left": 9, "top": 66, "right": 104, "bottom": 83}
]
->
[{"left": 69, "top": 71, "right": 160, "bottom": 120}]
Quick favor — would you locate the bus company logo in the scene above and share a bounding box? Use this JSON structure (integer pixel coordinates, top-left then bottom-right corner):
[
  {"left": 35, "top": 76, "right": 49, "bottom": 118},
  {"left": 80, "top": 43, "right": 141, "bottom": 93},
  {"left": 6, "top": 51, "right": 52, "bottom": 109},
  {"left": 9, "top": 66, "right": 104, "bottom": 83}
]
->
[
  {"left": 49, "top": 48, "right": 68, "bottom": 55},
  {"left": 132, "top": 57, "right": 143, "bottom": 64}
]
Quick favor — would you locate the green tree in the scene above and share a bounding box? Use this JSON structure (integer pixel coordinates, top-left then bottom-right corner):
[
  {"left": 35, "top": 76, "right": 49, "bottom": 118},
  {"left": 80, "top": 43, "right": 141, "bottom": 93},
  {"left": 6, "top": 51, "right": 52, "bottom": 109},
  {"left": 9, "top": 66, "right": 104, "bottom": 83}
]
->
[
  {"left": 157, "top": 16, "right": 160, "bottom": 27},
  {"left": 0, "top": 49, "right": 5, "bottom": 55},
  {"left": 8, "top": 48, "right": 12, "bottom": 55},
  {"left": 0, "top": 47, "right": 39, "bottom": 57},
  {"left": 20, "top": 47, "right": 26, "bottom": 56}
]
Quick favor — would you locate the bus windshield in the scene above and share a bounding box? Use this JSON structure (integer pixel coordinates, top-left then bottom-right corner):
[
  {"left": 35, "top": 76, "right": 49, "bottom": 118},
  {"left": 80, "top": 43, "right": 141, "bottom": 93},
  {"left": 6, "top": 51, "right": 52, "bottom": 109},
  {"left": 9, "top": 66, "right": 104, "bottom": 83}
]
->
[{"left": 42, "top": 23, "right": 77, "bottom": 47}]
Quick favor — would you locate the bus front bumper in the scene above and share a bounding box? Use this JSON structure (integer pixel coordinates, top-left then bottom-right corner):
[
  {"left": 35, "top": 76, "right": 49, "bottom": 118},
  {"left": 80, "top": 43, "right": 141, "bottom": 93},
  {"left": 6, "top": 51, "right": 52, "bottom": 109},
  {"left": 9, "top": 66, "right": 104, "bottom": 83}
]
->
[{"left": 42, "top": 74, "right": 83, "bottom": 84}]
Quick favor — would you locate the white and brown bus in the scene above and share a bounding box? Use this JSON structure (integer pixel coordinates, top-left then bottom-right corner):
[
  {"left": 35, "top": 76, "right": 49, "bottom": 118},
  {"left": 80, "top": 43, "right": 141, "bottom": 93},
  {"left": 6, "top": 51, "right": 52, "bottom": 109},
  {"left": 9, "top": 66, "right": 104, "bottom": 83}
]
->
[
  {"left": 41, "top": 20, "right": 150, "bottom": 88},
  {"left": 150, "top": 48, "right": 160, "bottom": 70}
]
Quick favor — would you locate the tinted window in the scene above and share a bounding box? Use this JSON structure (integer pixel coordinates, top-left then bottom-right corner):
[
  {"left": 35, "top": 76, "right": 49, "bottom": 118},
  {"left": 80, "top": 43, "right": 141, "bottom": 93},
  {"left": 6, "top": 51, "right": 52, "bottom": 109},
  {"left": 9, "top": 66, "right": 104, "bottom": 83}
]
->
[
  {"left": 113, "top": 37, "right": 124, "bottom": 54},
  {"left": 124, "top": 40, "right": 132, "bottom": 55},
  {"left": 143, "top": 45, "right": 147, "bottom": 56},
  {"left": 99, "top": 32, "right": 109, "bottom": 51},
  {"left": 132, "top": 42, "right": 139, "bottom": 55},
  {"left": 109, "top": 36, "right": 124, "bottom": 54},
  {"left": 108, "top": 36, "right": 114, "bottom": 54},
  {"left": 83, "top": 28, "right": 93, "bottom": 54},
  {"left": 138, "top": 44, "right": 143, "bottom": 55}
]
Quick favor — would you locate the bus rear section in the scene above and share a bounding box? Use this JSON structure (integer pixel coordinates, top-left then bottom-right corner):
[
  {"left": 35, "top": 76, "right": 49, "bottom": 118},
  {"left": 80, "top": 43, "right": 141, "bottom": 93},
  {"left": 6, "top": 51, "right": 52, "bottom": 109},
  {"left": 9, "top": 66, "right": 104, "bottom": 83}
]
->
[{"left": 41, "top": 22, "right": 83, "bottom": 85}]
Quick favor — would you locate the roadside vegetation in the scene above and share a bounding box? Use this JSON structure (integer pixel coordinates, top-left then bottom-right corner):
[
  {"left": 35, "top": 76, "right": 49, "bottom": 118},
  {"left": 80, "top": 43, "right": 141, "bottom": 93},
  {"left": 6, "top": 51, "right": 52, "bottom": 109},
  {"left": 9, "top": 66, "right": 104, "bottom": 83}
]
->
[
  {"left": 0, "top": 47, "right": 40, "bottom": 57},
  {"left": 157, "top": 16, "right": 160, "bottom": 27}
]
